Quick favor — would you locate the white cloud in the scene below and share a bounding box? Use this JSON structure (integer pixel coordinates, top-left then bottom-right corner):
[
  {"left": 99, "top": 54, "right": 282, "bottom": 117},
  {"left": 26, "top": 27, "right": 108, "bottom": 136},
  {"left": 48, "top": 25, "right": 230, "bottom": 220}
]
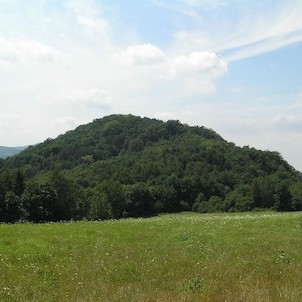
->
[
  {"left": 0, "top": 114, "right": 25, "bottom": 146},
  {"left": 169, "top": 51, "right": 227, "bottom": 78},
  {"left": 167, "top": 52, "right": 227, "bottom": 93},
  {"left": 117, "top": 44, "right": 166, "bottom": 66},
  {"left": 0, "top": 37, "right": 63, "bottom": 64},
  {"left": 51, "top": 117, "right": 78, "bottom": 132},
  {"left": 272, "top": 114, "right": 302, "bottom": 132},
  {"left": 44, "top": 116, "right": 80, "bottom": 139},
  {"left": 76, "top": 15, "right": 108, "bottom": 33},
  {"left": 154, "top": 111, "right": 176, "bottom": 120},
  {"left": 296, "top": 91, "right": 302, "bottom": 102},
  {"left": 116, "top": 45, "right": 227, "bottom": 94},
  {"left": 0, "top": 114, "right": 21, "bottom": 123},
  {"left": 184, "top": 77, "right": 217, "bottom": 94},
  {"left": 64, "top": 88, "right": 112, "bottom": 109}
]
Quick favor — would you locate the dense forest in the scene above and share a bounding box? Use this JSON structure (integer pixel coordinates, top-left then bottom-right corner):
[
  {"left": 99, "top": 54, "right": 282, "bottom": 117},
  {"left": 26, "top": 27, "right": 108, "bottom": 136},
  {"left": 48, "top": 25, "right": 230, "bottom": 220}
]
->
[{"left": 0, "top": 114, "right": 301, "bottom": 222}]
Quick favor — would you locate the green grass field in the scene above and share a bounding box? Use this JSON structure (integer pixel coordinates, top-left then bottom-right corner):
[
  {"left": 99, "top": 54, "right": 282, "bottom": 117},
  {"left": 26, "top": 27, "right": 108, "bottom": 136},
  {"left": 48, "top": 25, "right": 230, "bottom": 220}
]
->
[{"left": 0, "top": 211, "right": 302, "bottom": 301}]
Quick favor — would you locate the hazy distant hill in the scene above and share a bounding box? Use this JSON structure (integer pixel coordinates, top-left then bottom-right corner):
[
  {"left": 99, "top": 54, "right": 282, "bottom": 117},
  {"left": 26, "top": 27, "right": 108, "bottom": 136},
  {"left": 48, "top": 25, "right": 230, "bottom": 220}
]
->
[{"left": 0, "top": 146, "right": 26, "bottom": 158}]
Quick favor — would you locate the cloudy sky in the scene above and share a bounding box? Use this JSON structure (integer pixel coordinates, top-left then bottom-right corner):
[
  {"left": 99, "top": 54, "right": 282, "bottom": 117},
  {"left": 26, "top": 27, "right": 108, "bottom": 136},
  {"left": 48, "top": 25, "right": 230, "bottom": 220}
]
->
[{"left": 0, "top": 0, "right": 302, "bottom": 171}]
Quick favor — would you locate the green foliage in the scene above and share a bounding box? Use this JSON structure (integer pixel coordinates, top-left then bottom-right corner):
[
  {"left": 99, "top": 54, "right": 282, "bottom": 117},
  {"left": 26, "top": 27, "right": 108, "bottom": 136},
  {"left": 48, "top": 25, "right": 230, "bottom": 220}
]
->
[
  {"left": 224, "top": 190, "right": 254, "bottom": 212},
  {"left": 3, "top": 191, "right": 24, "bottom": 222},
  {"left": 21, "top": 183, "right": 59, "bottom": 222},
  {"left": 192, "top": 201, "right": 200, "bottom": 212},
  {"left": 49, "top": 169, "right": 74, "bottom": 220},
  {"left": 275, "top": 249, "right": 290, "bottom": 264},
  {"left": 14, "top": 170, "right": 25, "bottom": 197},
  {"left": 151, "top": 184, "right": 178, "bottom": 212},
  {"left": 290, "top": 181, "right": 302, "bottom": 210},
  {"left": 97, "top": 180, "right": 125, "bottom": 219},
  {"left": 0, "top": 114, "right": 300, "bottom": 222},
  {"left": 273, "top": 182, "right": 293, "bottom": 211},
  {"left": 197, "top": 195, "right": 223, "bottom": 213},
  {"left": 183, "top": 275, "right": 203, "bottom": 293},
  {"left": 88, "top": 192, "right": 112, "bottom": 220},
  {"left": 125, "top": 182, "right": 153, "bottom": 217}
]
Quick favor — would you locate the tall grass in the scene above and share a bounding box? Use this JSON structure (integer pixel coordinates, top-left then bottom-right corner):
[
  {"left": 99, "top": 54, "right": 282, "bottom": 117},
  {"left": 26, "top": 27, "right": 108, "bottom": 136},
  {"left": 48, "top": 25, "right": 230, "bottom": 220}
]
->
[{"left": 0, "top": 211, "right": 301, "bottom": 301}]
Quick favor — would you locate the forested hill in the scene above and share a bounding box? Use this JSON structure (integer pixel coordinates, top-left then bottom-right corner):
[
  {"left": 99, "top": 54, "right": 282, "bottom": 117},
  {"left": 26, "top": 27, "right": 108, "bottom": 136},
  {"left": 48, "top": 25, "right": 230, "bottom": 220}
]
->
[{"left": 0, "top": 114, "right": 301, "bottom": 222}]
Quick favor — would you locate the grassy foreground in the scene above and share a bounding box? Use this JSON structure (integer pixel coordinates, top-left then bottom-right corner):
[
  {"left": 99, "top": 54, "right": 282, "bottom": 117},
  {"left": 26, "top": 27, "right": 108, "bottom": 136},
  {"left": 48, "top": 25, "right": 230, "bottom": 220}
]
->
[{"left": 0, "top": 212, "right": 302, "bottom": 302}]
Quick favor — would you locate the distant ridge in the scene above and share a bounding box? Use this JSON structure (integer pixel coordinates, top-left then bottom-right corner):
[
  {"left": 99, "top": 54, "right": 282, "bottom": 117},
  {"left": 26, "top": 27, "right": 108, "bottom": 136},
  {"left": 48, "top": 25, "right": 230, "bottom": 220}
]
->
[{"left": 0, "top": 146, "right": 27, "bottom": 158}]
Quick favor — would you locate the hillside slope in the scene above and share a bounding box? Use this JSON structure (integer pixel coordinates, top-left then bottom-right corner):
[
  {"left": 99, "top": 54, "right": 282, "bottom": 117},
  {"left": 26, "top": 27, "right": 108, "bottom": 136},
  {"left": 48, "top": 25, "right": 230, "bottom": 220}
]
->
[{"left": 0, "top": 114, "right": 301, "bottom": 222}]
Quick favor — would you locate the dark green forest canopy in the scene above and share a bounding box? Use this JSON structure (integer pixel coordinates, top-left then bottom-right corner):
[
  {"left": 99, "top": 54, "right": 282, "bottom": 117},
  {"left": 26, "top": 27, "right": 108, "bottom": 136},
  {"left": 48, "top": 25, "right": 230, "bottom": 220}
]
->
[{"left": 1, "top": 114, "right": 302, "bottom": 222}]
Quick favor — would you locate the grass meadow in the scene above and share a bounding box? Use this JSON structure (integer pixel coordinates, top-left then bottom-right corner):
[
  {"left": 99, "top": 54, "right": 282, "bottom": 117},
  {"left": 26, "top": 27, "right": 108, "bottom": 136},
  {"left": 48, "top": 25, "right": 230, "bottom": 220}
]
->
[{"left": 0, "top": 211, "right": 302, "bottom": 301}]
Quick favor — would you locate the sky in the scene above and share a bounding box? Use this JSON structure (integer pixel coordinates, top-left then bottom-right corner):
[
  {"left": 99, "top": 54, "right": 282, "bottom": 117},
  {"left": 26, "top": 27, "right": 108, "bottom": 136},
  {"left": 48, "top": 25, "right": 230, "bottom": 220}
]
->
[{"left": 0, "top": 0, "right": 302, "bottom": 171}]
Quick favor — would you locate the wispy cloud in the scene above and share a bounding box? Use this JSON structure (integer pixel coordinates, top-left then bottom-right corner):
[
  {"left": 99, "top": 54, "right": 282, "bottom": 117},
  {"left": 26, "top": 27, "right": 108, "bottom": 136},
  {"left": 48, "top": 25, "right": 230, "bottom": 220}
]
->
[
  {"left": 70, "top": 3, "right": 108, "bottom": 38},
  {"left": 155, "top": 0, "right": 228, "bottom": 10},
  {"left": 152, "top": 0, "right": 201, "bottom": 18},
  {"left": 225, "top": 30, "right": 302, "bottom": 61},
  {"left": 172, "top": 1, "right": 302, "bottom": 60}
]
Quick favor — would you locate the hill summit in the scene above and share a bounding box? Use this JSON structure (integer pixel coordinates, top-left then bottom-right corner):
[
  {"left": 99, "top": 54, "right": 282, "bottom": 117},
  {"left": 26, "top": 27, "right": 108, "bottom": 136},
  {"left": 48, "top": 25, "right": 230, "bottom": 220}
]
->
[{"left": 0, "top": 114, "right": 301, "bottom": 222}]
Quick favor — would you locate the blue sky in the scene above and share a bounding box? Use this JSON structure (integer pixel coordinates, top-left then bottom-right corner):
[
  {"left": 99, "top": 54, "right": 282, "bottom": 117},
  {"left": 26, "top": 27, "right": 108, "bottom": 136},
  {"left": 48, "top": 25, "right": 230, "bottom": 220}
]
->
[{"left": 0, "top": 0, "right": 302, "bottom": 171}]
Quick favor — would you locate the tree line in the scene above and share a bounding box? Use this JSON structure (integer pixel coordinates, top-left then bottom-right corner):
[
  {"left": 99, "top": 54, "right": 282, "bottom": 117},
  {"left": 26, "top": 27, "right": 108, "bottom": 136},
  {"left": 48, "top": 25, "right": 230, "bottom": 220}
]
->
[{"left": 1, "top": 167, "right": 301, "bottom": 223}]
